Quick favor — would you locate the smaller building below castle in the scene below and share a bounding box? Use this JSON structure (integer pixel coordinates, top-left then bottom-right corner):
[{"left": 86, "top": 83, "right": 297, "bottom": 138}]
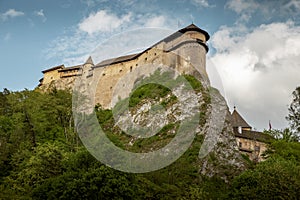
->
[{"left": 231, "top": 107, "right": 273, "bottom": 162}]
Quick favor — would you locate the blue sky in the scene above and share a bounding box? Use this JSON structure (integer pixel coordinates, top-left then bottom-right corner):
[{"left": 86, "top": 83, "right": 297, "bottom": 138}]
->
[{"left": 1, "top": 0, "right": 300, "bottom": 130}]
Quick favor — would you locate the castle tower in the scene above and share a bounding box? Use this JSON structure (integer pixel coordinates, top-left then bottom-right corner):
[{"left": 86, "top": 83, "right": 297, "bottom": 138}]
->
[{"left": 163, "top": 23, "right": 210, "bottom": 85}]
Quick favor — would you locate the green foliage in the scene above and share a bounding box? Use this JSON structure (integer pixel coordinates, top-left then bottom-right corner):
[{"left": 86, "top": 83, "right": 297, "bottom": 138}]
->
[
  {"left": 264, "top": 128, "right": 299, "bottom": 142},
  {"left": 1, "top": 80, "right": 300, "bottom": 199},
  {"left": 32, "top": 149, "right": 139, "bottom": 200},
  {"left": 264, "top": 140, "right": 300, "bottom": 162},
  {"left": 129, "top": 83, "right": 171, "bottom": 107},
  {"left": 228, "top": 156, "right": 300, "bottom": 200},
  {"left": 286, "top": 86, "right": 300, "bottom": 136}
]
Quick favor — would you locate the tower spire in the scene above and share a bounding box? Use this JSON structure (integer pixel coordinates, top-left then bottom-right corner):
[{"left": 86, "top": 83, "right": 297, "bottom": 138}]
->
[{"left": 85, "top": 56, "right": 94, "bottom": 65}]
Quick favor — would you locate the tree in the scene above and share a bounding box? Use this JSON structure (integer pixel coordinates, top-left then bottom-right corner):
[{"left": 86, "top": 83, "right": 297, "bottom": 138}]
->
[
  {"left": 228, "top": 156, "right": 300, "bottom": 199},
  {"left": 286, "top": 86, "right": 300, "bottom": 138},
  {"left": 264, "top": 128, "right": 299, "bottom": 142}
]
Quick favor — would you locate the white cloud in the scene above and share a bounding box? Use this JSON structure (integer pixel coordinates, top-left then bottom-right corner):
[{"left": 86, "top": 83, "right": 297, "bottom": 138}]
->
[
  {"left": 144, "top": 16, "right": 166, "bottom": 27},
  {"left": 34, "top": 9, "right": 47, "bottom": 22},
  {"left": 209, "top": 21, "right": 300, "bottom": 130},
  {"left": 225, "top": 0, "right": 258, "bottom": 22},
  {"left": 226, "top": 0, "right": 258, "bottom": 14},
  {"left": 0, "top": 9, "right": 24, "bottom": 21},
  {"left": 45, "top": 10, "right": 176, "bottom": 67},
  {"left": 78, "top": 10, "right": 132, "bottom": 34},
  {"left": 191, "top": 0, "right": 211, "bottom": 8}
]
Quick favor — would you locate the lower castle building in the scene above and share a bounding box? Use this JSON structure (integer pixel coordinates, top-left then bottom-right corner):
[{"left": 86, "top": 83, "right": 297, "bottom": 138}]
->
[
  {"left": 38, "top": 24, "right": 272, "bottom": 162},
  {"left": 230, "top": 107, "right": 272, "bottom": 162}
]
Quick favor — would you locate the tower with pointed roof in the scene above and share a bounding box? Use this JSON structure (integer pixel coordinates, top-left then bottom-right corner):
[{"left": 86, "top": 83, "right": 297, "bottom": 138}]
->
[
  {"left": 231, "top": 107, "right": 273, "bottom": 162},
  {"left": 231, "top": 106, "right": 252, "bottom": 133}
]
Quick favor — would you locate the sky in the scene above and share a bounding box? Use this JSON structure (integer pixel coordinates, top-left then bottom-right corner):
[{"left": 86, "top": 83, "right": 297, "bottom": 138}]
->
[{"left": 1, "top": 0, "right": 300, "bottom": 131}]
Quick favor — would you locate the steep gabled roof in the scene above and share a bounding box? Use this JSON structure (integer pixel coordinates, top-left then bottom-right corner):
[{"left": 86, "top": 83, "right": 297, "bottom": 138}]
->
[{"left": 231, "top": 107, "right": 252, "bottom": 129}]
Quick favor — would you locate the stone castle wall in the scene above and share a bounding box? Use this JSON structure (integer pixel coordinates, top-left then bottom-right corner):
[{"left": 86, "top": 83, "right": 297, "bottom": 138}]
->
[{"left": 40, "top": 27, "right": 209, "bottom": 109}]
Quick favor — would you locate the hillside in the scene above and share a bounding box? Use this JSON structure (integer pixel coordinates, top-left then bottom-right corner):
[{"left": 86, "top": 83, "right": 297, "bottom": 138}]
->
[{"left": 0, "top": 75, "right": 300, "bottom": 199}]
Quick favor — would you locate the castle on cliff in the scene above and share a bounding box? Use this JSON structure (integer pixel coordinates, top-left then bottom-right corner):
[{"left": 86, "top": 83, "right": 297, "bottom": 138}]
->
[
  {"left": 38, "top": 24, "right": 271, "bottom": 162},
  {"left": 39, "top": 24, "right": 209, "bottom": 108}
]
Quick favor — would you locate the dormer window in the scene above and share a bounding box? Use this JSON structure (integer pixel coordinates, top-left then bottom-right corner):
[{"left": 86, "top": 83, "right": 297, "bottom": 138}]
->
[{"left": 238, "top": 126, "right": 242, "bottom": 134}]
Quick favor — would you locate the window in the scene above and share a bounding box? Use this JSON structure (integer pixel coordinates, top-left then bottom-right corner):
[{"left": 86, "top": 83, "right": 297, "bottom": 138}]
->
[
  {"left": 239, "top": 142, "right": 242, "bottom": 148},
  {"left": 130, "top": 66, "right": 133, "bottom": 72},
  {"left": 102, "top": 73, "right": 106, "bottom": 76},
  {"left": 119, "top": 69, "right": 123, "bottom": 73},
  {"left": 145, "top": 57, "right": 147, "bottom": 61}
]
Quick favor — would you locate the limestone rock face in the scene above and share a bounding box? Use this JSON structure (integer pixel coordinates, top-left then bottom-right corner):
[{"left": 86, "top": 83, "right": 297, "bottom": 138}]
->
[{"left": 112, "top": 74, "right": 246, "bottom": 180}]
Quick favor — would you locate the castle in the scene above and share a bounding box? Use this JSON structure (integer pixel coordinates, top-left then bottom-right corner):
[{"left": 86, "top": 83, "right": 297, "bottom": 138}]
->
[
  {"left": 38, "top": 24, "right": 271, "bottom": 161},
  {"left": 39, "top": 24, "right": 209, "bottom": 108}
]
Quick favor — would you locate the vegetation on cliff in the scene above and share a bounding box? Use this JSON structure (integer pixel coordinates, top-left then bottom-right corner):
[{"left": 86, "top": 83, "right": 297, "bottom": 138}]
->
[{"left": 0, "top": 84, "right": 299, "bottom": 199}]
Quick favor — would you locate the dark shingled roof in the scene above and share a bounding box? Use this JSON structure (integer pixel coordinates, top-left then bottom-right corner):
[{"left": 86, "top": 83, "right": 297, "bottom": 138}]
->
[
  {"left": 234, "top": 130, "right": 273, "bottom": 143},
  {"left": 94, "top": 24, "right": 210, "bottom": 68},
  {"left": 178, "top": 23, "right": 210, "bottom": 41},
  {"left": 96, "top": 53, "right": 139, "bottom": 67},
  {"left": 42, "top": 64, "right": 64, "bottom": 73},
  {"left": 231, "top": 108, "right": 252, "bottom": 129}
]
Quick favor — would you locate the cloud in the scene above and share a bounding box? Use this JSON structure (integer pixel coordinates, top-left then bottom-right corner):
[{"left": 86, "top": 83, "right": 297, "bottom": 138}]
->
[
  {"left": 225, "top": 0, "right": 258, "bottom": 22},
  {"left": 226, "top": 0, "right": 300, "bottom": 22},
  {"left": 34, "top": 9, "right": 47, "bottom": 22},
  {"left": 78, "top": 10, "right": 132, "bottom": 34},
  {"left": 191, "top": 0, "right": 211, "bottom": 8},
  {"left": 209, "top": 21, "right": 300, "bottom": 130},
  {"left": 0, "top": 9, "right": 24, "bottom": 21},
  {"left": 45, "top": 10, "right": 176, "bottom": 67},
  {"left": 283, "top": 0, "right": 300, "bottom": 14},
  {"left": 226, "top": 0, "right": 258, "bottom": 14},
  {"left": 144, "top": 16, "right": 166, "bottom": 27}
]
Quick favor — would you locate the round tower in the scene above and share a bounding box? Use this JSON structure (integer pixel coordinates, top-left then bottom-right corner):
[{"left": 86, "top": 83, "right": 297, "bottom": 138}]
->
[{"left": 164, "top": 24, "right": 210, "bottom": 85}]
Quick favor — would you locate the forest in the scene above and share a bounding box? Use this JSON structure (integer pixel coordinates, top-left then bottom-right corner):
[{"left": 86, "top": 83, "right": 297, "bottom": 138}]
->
[{"left": 0, "top": 85, "right": 300, "bottom": 199}]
